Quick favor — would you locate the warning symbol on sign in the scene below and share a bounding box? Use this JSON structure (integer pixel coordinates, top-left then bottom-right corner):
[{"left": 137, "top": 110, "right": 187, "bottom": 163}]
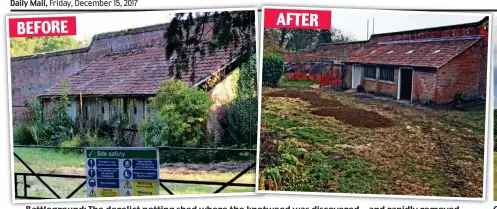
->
[
  {"left": 89, "top": 189, "right": 96, "bottom": 197},
  {"left": 125, "top": 190, "right": 131, "bottom": 196},
  {"left": 124, "top": 180, "right": 132, "bottom": 189}
]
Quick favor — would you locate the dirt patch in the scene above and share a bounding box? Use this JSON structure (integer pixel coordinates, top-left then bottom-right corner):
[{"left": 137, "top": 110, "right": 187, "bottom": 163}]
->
[
  {"left": 266, "top": 89, "right": 393, "bottom": 128},
  {"left": 265, "top": 89, "right": 342, "bottom": 107},
  {"left": 311, "top": 107, "right": 394, "bottom": 128},
  {"left": 54, "top": 167, "right": 85, "bottom": 175}
]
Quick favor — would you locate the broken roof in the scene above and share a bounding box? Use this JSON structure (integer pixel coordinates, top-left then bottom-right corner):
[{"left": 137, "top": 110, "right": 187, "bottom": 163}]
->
[
  {"left": 344, "top": 36, "right": 482, "bottom": 68},
  {"left": 40, "top": 47, "right": 237, "bottom": 97}
]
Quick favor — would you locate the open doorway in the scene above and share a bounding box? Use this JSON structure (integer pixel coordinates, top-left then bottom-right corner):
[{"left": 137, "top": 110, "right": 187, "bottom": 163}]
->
[
  {"left": 399, "top": 68, "right": 413, "bottom": 101},
  {"left": 352, "top": 64, "right": 361, "bottom": 88}
]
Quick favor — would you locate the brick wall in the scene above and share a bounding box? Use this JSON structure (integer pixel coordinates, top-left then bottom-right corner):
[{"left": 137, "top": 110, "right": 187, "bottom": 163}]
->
[
  {"left": 434, "top": 41, "right": 483, "bottom": 104},
  {"left": 412, "top": 70, "right": 437, "bottom": 102},
  {"left": 11, "top": 24, "right": 168, "bottom": 120},
  {"left": 369, "top": 18, "right": 489, "bottom": 44},
  {"left": 284, "top": 41, "right": 366, "bottom": 64},
  {"left": 357, "top": 65, "right": 398, "bottom": 98}
]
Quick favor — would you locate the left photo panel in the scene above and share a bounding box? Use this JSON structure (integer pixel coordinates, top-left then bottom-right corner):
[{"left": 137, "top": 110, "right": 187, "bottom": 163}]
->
[{"left": 7, "top": 8, "right": 258, "bottom": 201}]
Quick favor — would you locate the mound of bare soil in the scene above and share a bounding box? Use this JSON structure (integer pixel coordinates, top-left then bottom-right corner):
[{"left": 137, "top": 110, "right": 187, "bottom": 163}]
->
[
  {"left": 265, "top": 89, "right": 342, "bottom": 107},
  {"left": 311, "top": 107, "right": 394, "bottom": 128},
  {"left": 265, "top": 89, "right": 393, "bottom": 128}
]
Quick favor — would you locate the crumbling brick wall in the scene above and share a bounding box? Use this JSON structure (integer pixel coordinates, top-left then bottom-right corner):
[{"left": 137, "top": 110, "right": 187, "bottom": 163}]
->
[{"left": 411, "top": 69, "right": 438, "bottom": 102}]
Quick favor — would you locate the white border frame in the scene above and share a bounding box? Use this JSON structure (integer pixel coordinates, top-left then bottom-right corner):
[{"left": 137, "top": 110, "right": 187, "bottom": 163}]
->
[
  {"left": 256, "top": 5, "right": 493, "bottom": 202},
  {"left": 7, "top": 7, "right": 260, "bottom": 204}
]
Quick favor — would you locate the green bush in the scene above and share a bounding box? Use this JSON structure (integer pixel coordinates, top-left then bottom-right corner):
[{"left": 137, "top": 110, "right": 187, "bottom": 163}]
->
[
  {"left": 262, "top": 54, "right": 284, "bottom": 87},
  {"left": 140, "top": 79, "right": 214, "bottom": 147},
  {"left": 60, "top": 135, "right": 81, "bottom": 148},
  {"left": 220, "top": 55, "right": 258, "bottom": 148},
  {"left": 13, "top": 123, "right": 36, "bottom": 145},
  {"left": 223, "top": 97, "right": 258, "bottom": 148},
  {"left": 237, "top": 55, "right": 258, "bottom": 99}
]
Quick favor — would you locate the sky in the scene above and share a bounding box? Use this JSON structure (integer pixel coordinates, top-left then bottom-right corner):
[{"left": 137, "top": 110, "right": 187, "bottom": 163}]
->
[
  {"left": 330, "top": 9, "right": 487, "bottom": 41},
  {"left": 72, "top": 11, "right": 175, "bottom": 41}
]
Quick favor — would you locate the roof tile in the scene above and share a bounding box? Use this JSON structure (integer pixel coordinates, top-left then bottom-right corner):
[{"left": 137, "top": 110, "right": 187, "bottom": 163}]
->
[
  {"left": 41, "top": 47, "right": 235, "bottom": 97},
  {"left": 344, "top": 36, "right": 482, "bottom": 68}
]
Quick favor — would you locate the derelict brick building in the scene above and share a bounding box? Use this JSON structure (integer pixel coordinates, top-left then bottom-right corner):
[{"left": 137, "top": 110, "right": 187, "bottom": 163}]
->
[
  {"left": 10, "top": 22, "right": 254, "bottom": 145},
  {"left": 284, "top": 17, "right": 489, "bottom": 104}
]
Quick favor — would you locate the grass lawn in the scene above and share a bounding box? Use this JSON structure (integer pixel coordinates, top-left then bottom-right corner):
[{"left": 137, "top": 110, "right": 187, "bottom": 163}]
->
[
  {"left": 278, "top": 80, "right": 319, "bottom": 89},
  {"left": 259, "top": 81, "right": 485, "bottom": 197},
  {"left": 13, "top": 148, "right": 255, "bottom": 199}
]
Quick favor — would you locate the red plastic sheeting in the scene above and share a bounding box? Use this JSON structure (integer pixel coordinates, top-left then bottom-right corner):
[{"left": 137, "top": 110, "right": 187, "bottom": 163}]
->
[{"left": 287, "top": 72, "right": 342, "bottom": 88}]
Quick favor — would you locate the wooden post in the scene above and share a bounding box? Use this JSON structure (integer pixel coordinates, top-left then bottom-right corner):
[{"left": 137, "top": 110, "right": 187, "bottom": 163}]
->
[{"left": 79, "top": 93, "right": 83, "bottom": 131}]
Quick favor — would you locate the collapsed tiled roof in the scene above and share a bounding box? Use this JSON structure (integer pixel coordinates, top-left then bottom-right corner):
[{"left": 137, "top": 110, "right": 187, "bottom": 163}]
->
[
  {"left": 344, "top": 36, "right": 482, "bottom": 68},
  {"left": 40, "top": 47, "right": 235, "bottom": 97}
]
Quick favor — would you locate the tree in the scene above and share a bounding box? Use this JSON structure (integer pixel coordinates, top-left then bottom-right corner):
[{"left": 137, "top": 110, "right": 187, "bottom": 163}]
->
[
  {"left": 263, "top": 28, "right": 286, "bottom": 57},
  {"left": 10, "top": 36, "right": 85, "bottom": 57},
  {"left": 272, "top": 28, "right": 354, "bottom": 52},
  {"left": 164, "top": 11, "right": 256, "bottom": 82}
]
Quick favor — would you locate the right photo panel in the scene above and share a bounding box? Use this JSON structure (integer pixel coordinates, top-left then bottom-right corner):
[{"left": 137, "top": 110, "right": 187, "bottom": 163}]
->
[{"left": 258, "top": 7, "right": 491, "bottom": 199}]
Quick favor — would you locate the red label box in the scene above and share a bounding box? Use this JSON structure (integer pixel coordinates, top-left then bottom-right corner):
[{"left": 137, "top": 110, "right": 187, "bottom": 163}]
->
[
  {"left": 264, "top": 8, "right": 332, "bottom": 30},
  {"left": 9, "top": 16, "right": 77, "bottom": 38}
]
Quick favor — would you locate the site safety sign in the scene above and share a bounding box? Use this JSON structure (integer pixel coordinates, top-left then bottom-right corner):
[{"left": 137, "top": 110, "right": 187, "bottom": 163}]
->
[{"left": 85, "top": 147, "right": 160, "bottom": 197}]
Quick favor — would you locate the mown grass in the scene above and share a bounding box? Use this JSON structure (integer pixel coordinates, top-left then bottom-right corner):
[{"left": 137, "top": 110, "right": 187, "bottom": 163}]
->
[
  {"left": 278, "top": 80, "right": 319, "bottom": 89},
  {"left": 13, "top": 148, "right": 254, "bottom": 198}
]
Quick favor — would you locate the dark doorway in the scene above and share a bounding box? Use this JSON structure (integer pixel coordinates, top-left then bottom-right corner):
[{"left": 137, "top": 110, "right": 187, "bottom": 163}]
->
[{"left": 400, "top": 68, "right": 413, "bottom": 101}]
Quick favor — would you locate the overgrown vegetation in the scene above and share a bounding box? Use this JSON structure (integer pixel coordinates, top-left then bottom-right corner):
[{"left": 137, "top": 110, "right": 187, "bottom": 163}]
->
[
  {"left": 13, "top": 80, "right": 135, "bottom": 149},
  {"left": 13, "top": 80, "right": 77, "bottom": 147},
  {"left": 262, "top": 54, "right": 284, "bottom": 87},
  {"left": 140, "top": 79, "right": 214, "bottom": 147},
  {"left": 222, "top": 55, "right": 258, "bottom": 148}
]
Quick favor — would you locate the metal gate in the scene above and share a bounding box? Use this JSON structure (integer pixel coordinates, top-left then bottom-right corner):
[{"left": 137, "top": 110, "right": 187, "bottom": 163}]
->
[{"left": 13, "top": 145, "right": 256, "bottom": 199}]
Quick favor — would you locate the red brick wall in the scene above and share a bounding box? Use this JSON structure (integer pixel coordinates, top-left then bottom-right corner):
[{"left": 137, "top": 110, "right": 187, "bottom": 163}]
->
[
  {"left": 355, "top": 66, "right": 398, "bottom": 98},
  {"left": 284, "top": 42, "right": 366, "bottom": 63},
  {"left": 369, "top": 18, "right": 488, "bottom": 45},
  {"left": 377, "top": 82, "right": 397, "bottom": 97},
  {"left": 362, "top": 79, "right": 377, "bottom": 93},
  {"left": 10, "top": 24, "right": 168, "bottom": 120},
  {"left": 434, "top": 41, "right": 483, "bottom": 104},
  {"left": 412, "top": 70, "right": 437, "bottom": 102}
]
